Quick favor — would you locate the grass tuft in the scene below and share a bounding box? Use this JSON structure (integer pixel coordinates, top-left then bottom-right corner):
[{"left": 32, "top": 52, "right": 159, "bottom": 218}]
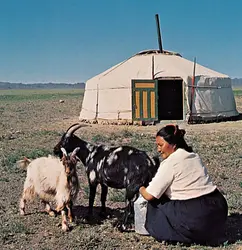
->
[
  {"left": 1, "top": 148, "right": 52, "bottom": 173},
  {"left": 109, "top": 189, "right": 125, "bottom": 202},
  {"left": 0, "top": 220, "right": 33, "bottom": 236}
]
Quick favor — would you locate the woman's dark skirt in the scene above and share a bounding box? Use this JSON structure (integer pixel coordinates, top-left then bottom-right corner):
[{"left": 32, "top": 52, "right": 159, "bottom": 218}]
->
[{"left": 145, "top": 189, "right": 228, "bottom": 245}]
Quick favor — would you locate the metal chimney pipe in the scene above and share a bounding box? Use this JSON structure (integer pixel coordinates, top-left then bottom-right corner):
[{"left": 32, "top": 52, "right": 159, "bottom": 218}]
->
[{"left": 155, "top": 14, "right": 163, "bottom": 53}]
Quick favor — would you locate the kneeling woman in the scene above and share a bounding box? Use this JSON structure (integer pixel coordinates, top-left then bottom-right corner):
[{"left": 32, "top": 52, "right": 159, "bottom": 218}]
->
[{"left": 139, "top": 125, "right": 228, "bottom": 245}]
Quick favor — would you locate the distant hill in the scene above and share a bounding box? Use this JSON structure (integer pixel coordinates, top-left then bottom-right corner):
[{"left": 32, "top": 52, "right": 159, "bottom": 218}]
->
[
  {"left": 0, "top": 78, "right": 241, "bottom": 89},
  {"left": 232, "top": 78, "right": 242, "bottom": 88},
  {"left": 0, "top": 82, "right": 85, "bottom": 90}
]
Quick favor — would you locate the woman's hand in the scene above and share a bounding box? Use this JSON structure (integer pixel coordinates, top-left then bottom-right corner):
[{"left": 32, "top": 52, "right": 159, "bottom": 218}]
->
[{"left": 139, "top": 186, "right": 155, "bottom": 201}]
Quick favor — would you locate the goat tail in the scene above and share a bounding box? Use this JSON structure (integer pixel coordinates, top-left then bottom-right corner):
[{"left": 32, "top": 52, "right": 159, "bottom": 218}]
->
[{"left": 16, "top": 157, "right": 31, "bottom": 170}]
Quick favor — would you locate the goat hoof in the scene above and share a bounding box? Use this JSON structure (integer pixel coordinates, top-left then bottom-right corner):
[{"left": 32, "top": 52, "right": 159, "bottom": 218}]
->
[
  {"left": 20, "top": 211, "right": 25, "bottom": 216},
  {"left": 117, "top": 223, "right": 127, "bottom": 232},
  {"left": 48, "top": 211, "right": 56, "bottom": 217},
  {"left": 62, "top": 225, "right": 69, "bottom": 232},
  {"left": 121, "top": 224, "right": 127, "bottom": 232}
]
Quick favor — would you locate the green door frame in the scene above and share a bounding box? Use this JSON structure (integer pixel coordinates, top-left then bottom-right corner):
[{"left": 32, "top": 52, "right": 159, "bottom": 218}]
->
[{"left": 132, "top": 79, "right": 158, "bottom": 121}]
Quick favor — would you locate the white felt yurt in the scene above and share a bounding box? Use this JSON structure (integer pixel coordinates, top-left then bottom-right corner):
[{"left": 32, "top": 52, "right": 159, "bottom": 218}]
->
[{"left": 79, "top": 50, "right": 239, "bottom": 124}]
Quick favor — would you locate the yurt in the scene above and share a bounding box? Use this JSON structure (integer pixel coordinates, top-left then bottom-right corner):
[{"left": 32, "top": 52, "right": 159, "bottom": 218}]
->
[{"left": 79, "top": 49, "right": 239, "bottom": 124}]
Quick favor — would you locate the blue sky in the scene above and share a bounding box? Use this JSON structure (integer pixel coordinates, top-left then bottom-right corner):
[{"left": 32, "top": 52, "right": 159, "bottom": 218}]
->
[{"left": 0, "top": 0, "right": 241, "bottom": 83}]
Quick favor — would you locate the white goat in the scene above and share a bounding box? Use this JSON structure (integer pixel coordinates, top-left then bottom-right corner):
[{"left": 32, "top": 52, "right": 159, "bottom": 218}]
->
[{"left": 17, "top": 147, "right": 80, "bottom": 231}]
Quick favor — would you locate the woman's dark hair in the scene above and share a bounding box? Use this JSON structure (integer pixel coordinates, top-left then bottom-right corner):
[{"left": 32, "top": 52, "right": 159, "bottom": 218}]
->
[{"left": 156, "top": 124, "right": 193, "bottom": 152}]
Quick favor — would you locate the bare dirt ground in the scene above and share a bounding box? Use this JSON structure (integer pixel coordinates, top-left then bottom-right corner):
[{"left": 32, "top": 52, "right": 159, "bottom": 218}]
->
[{"left": 0, "top": 90, "right": 241, "bottom": 250}]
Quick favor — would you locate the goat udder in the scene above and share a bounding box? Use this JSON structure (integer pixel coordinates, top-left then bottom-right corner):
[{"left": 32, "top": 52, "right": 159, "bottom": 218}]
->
[{"left": 89, "top": 170, "right": 96, "bottom": 183}]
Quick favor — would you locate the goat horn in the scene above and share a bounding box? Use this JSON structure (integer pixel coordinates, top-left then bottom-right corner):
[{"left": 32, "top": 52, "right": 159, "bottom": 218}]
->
[
  {"left": 71, "top": 147, "right": 80, "bottom": 157},
  {"left": 65, "top": 123, "right": 83, "bottom": 137},
  {"left": 65, "top": 123, "right": 80, "bottom": 133},
  {"left": 60, "top": 147, "right": 68, "bottom": 156}
]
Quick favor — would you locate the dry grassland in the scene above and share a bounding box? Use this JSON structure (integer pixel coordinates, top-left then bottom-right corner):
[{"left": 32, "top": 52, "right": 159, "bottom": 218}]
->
[{"left": 0, "top": 89, "right": 241, "bottom": 250}]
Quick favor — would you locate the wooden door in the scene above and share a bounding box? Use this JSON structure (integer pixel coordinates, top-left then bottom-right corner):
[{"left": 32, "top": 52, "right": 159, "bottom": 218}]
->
[{"left": 132, "top": 80, "right": 158, "bottom": 121}]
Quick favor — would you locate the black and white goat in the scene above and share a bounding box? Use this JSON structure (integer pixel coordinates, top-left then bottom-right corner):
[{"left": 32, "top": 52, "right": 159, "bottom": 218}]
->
[{"left": 53, "top": 123, "right": 159, "bottom": 230}]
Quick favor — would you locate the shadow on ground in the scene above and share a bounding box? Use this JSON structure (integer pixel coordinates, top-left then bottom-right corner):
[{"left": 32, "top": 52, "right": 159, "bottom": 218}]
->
[
  {"left": 187, "top": 113, "right": 242, "bottom": 124},
  {"left": 72, "top": 206, "right": 242, "bottom": 247},
  {"left": 225, "top": 212, "right": 242, "bottom": 244},
  {"left": 72, "top": 205, "right": 127, "bottom": 227}
]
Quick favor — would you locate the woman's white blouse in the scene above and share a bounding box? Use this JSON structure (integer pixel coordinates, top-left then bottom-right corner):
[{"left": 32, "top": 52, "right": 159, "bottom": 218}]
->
[{"left": 146, "top": 148, "right": 217, "bottom": 200}]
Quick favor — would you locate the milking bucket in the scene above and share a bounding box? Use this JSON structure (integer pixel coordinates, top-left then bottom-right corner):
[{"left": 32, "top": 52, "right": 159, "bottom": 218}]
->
[{"left": 134, "top": 194, "right": 149, "bottom": 235}]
